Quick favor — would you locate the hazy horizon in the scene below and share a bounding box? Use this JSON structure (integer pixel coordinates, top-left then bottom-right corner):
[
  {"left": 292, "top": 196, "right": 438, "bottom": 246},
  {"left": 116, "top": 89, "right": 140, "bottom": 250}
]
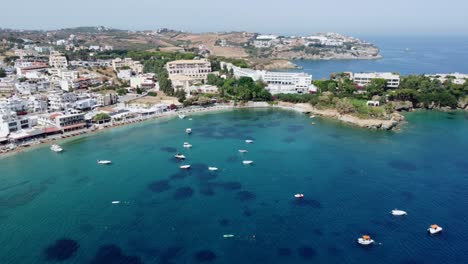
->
[{"left": 1, "top": 0, "right": 468, "bottom": 36}]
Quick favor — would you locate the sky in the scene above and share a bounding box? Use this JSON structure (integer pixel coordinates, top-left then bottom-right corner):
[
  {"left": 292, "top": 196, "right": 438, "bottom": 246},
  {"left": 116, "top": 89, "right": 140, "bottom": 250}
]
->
[{"left": 1, "top": 0, "right": 468, "bottom": 36}]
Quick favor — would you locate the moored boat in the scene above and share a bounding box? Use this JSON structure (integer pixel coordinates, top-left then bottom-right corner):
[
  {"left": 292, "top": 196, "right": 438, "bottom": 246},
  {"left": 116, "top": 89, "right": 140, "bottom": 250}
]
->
[
  {"left": 183, "top": 142, "right": 192, "bottom": 148},
  {"left": 208, "top": 167, "right": 218, "bottom": 171},
  {"left": 391, "top": 209, "right": 407, "bottom": 216},
  {"left": 180, "top": 165, "right": 191, "bottom": 169},
  {"left": 245, "top": 139, "right": 254, "bottom": 143},
  {"left": 242, "top": 160, "right": 253, "bottom": 165},
  {"left": 238, "top": 149, "right": 248, "bottom": 153},
  {"left": 178, "top": 114, "right": 186, "bottom": 119},
  {"left": 294, "top": 194, "right": 304, "bottom": 198},
  {"left": 428, "top": 224, "right": 443, "bottom": 235},
  {"left": 174, "top": 153, "right": 186, "bottom": 159},
  {"left": 97, "top": 160, "right": 112, "bottom": 165},
  {"left": 50, "top": 144, "right": 63, "bottom": 152},
  {"left": 357, "top": 235, "right": 374, "bottom": 245},
  {"left": 186, "top": 128, "right": 192, "bottom": 134}
]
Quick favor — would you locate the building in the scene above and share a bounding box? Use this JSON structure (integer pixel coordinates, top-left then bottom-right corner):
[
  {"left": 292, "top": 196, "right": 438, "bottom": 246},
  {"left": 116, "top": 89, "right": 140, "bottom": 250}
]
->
[
  {"left": 0, "top": 110, "right": 36, "bottom": 138},
  {"left": 252, "top": 35, "right": 280, "bottom": 48},
  {"left": 74, "top": 98, "right": 97, "bottom": 110},
  {"left": 187, "top": 84, "right": 218, "bottom": 94},
  {"left": 130, "top": 74, "right": 156, "bottom": 89},
  {"left": 0, "top": 96, "right": 29, "bottom": 113},
  {"left": 39, "top": 112, "right": 86, "bottom": 132},
  {"left": 0, "top": 78, "right": 16, "bottom": 94},
  {"left": 425, "top": 73, "right": 468, "bottom": 85},
  {"left": 47, "top": 92, "right": 78, "bottom": 112},
  {"left": 112, "top": 58, "right": 143, "bottom": 74},
  {"left": 96, "top": 92, "right": 118, "bottom": 106},
  {"left": 16, "top": 79, "right": 51, "bottom": 94},
  {"left": 352, "top": 72, "right": 400, "bottom": 88},
  {"left": 166, "top": 59, "right": 212, "bottom": 81},
  {"left": 49, "top": 51, "right": 68, "bottom": 69},
  {"left": 221, "top": 62, "right": 316, "bottom": 94}
]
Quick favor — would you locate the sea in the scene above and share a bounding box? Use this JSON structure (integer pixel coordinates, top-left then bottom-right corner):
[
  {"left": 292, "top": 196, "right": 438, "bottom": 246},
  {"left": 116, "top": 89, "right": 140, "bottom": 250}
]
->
[
  {"left": 289, "top": 36, "right": 468, "bottom": 79},
  {"left": 1, "top": 36, "right": 468, "bottom": 264}
]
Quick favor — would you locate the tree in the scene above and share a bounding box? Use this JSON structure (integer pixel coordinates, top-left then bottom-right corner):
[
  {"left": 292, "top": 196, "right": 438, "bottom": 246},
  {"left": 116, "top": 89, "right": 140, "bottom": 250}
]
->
[
  {"left": 136, "top": 88, "right": 143, "bottom": 94},
  {"left": 116, "top": 88, "right": 127, "bottom": 96},
  {"left": 207, "top": 73, "right": 218, "bottom": 85},
  {"left": 93, "top": 113, "right": 111, "bottom": 122},
  {"left": 366, "top": 78, "right": 386, "bottom": 96},
  {"left": 0, "top": 68, "right": 6, "bottom": 78}
]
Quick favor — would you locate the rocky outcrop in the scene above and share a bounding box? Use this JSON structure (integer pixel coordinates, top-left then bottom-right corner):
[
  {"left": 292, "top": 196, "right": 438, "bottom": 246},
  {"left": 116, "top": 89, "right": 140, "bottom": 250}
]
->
[
  {"left": 458, "top": 97, "right": 468, "bottom": 110},
  {"left": 394, "top": 101, "right": 414, "bottom": 112}
]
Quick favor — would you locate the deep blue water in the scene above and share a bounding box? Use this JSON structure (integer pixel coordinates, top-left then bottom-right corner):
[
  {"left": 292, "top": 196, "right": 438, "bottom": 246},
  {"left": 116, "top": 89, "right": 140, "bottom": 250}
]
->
[
  {"left": 0, "top": 109, "right": 468, "bottom": 264},
  {"left": 290, "top": 36, "right": 468, "bottom": 79}
]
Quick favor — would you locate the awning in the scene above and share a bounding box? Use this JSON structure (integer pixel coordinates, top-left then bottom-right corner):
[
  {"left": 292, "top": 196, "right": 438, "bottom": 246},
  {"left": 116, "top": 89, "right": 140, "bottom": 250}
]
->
[
  {"left": 0, "top": 137, "right": 8, "bottom": 143},
  {"left": 62, "top": 123, "right": 86, "bottom": 130},
  {"left": 44, "top": 127, "right": 60, "bottom": 133},
  {"left": 9, "top": 129, "right": 45, "bottom": 140}
]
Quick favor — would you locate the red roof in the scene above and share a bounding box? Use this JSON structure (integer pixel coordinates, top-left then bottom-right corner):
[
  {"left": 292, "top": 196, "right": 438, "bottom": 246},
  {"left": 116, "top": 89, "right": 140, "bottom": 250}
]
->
[
  {"left": 50, "top": 113, "right": 62, "bottom": 119},
  {"left": 44, "top": 127, "right": 60, "bottom": 133}
]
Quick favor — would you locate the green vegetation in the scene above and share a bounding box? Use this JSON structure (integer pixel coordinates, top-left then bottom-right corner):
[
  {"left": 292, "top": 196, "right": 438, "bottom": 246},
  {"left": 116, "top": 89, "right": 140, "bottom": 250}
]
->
[
  {"left": 147, "top": 91, "right": 158, "bottom": 97},
  {"left": 206, "top": 73, "right": 272, "bottom": 101},
  {"left": 116, "top": 88, "right": 128, "bottom": 96},
  {"left": 0, "top": 68, "right": 6, "bottom": 78},
  {"left": 209, "top": 56, "right": 250, "bottom": 70},
  {"left": 93, "top": 113, "right": 111, "bottom": 122}
]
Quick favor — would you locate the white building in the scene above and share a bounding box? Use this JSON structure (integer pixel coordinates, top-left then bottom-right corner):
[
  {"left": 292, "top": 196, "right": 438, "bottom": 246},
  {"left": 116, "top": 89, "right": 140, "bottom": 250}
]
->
[
  {"left": 425, "top": 73, "right": 468, "bottom": 85},
  {"left": 221, "top": 62, "right": 315, "bottom": 94},
  {"left": 352, "top": 72, "right": 400, "bottom": 88},
  {"left": 130, "top": 74, "right": 156, "bottom": 89},
  {"left": 0, "top": 96, "right": 29, "bottom": 113},
  {"left": 166, "top": 59, "right": 212, "bottom": 81},
  {"left": 47, "top": 92, "right": 78, "bottom": 112},
  {"left": 49, "top": 51, "right": 68, "bottom": 69},
  {"left": 112, "top": 58, "right": 143, "bottom": 74},
  {"left": 16, "top": 79, "right": 51, "bottom": 94},
  {"left": 117, "top": 69, "right": 133, "bottom": 81},
  {"left": 0, "top": 110, "right": 35, "bottom": 138},
  {"left": 39, "top": 112, "right": 86, "bottom": 132},
  {"left": 74, "top": 98, "right": 97, "bottom": 110}
]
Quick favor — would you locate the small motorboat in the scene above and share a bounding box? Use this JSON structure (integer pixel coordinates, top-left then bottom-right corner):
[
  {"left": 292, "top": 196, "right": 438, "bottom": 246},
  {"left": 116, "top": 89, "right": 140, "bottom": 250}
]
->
[
  {"left": 50, "top": 144, "right": 63, "bottom": 152},
  {"left": 242, "top": 160, "right": 254, "bottom": 165},
  {"left": 245, "top": 139, "right": 254, "bottom": 143},
  {"left": 223, "top": 234, "right": 235, "bottom": 238},
  {"left": 208, "top": 167, "right": 218, "bottom": 171},
  {"left": 189, "top": 118, "right": 193, "bottom": 121},
  {"left": 183, "top": 142, "right": 192, "bottom": 148},
  {"left": 310, "top": 115, "right": 316, "bottom": 118},
  {"left": 178, "top": 114, "right": 186, "bottom": 119},
  {"left": 180, "top": 165, "right": 191, "bottom": 169},
  {"left": 357, "top": 235, "right": 375, "bottom": 245},
  {"left": 294, "top": 194, "right": 304, "bottom": 198},
  {"left": 428, "top": 224, "right": 443, "bottom": 235},
  {"left": 238, "top": 149, "right": 248, "bottom": 153},
  {"left": 391, "top": 209, "right": 407, "bottom": 216},
  {"left": 111, "top": 201, "right": 121, "bottom": 204},
  {"left": 186, "top": 128, "right": 192, "bottom": 134},
  {"left": 174, "top": 153, "right": 186, "bottom": 159},
  {"left": 97, "top": 160, "right": 112, "bottom": 165},
  {"left": 311, "top": 122, "right": 316, "bottom": 125}
]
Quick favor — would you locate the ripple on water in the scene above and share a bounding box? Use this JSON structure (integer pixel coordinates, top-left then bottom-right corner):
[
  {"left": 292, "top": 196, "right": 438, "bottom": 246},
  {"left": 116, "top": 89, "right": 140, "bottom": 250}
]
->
[
  {"left": 297, "top": 246, "right": 317, "bottom": 260},
  {"left": 44, "top": 238, "right": 79, "bottom": 261},
  {"left": 194, "top": 250, "right": 217, "bottom": 262},
  {"left": 277, "top": 247, "right": 292, "bottom": 257},
  {"left": 173, "top": 187, "right": 194, "bottom": 200},
  {"left": 236, "top": 191, "right": 256, "bottom": 202},
  {"left": 90, "top": 244, "right": 142, "bottom": 264},
  {"left": 388, "top": 160, "right": 418, "bottom": 171},
  {"left": 148, "top": 180, "right": 171, "bottom": 193},
  {"left": 292, "top": 198, "right": 322, "bottom": 208},
  {"left": 160, "top": 146, "right": 177, "bottom": 153}
]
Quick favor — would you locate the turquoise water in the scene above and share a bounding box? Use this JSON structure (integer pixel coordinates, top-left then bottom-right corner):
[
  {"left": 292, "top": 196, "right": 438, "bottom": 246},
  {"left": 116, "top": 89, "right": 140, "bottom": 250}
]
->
[
  {"left": 290, "top": 36, "right": 468, "bottom": 79},
  {"left": 0, "top": 109, "right": 468, "bottom": 264}
]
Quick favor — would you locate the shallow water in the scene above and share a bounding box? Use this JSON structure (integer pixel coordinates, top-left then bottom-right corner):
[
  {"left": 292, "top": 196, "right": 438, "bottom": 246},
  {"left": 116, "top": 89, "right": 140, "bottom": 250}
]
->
[{"left": 0, "top": 109, "right": 467, "bottom": 263}]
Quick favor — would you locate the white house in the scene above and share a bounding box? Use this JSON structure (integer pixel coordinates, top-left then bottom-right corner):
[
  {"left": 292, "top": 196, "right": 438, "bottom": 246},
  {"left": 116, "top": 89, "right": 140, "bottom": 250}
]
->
[
  {"left": 166, "top": 59, "right": 212, "bottom": 81},
  {"left": 352, "top": 72, "right": 400, "bottom": 88},
  {"left": 49, "top": 51, "right": 68, "bottom": 69}
]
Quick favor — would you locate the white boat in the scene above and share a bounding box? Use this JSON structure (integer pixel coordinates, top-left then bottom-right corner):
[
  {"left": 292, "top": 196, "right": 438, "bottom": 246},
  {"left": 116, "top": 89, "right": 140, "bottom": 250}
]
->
[
  {"left": 428, "top": 224, "right": 443, "bottom": 235},
  {"left": 238, "top": 149, "right": 248, "bottom": 153},
  {"left": 183, "top": 142, "right": 192, "bottom": 148},
  {"left": 223, "top": 234, "right": 235, "bottom": 238},
  {"left": 357, "top": 235, "right": 375, "bottom": 245},
  {"left": 242, "top": 160, "right": 254, "bottom": 165},
  {"left": 97, "top": 160, "right": 112, "bottom": 165},
  {"left": 180, "top": 165, "right": 191, "bottom": 169},
  {"left": 245, "top": 139, "right": 254, "bottom": 143},
  {"left": 178, "top": 114, "right": 186, "bottom": 119},
  {"left": 310, "top": 115, "right": 316, "bottom": 118},
  {"left": 208, "top": 167, "right": 218, "bottom": 171},
  {"left": 174, "top": 154, "right": 186, "bottom": 159},
  {"left": 188, "top": 118, "right": 193, "bottom": 121},
  {"left": 186, "top": 128, "right": 192, "bottom": 134},
  {"left": 111, "top": 201, "right": 121, "bottom": 204},
  {"left": 294, "top": 194, "right": 304, "bottom": 198},
  {"left": 50, "top": 144, "right": 63, "bottom": 152},
  {"left": 391, "top": 209, "right": 407, "bottom": 216}
]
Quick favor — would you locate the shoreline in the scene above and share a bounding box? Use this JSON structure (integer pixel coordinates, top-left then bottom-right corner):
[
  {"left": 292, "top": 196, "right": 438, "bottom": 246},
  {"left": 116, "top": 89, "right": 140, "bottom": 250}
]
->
[{"left": 0, "top": 101, "right": 419, "bottom": 158}]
